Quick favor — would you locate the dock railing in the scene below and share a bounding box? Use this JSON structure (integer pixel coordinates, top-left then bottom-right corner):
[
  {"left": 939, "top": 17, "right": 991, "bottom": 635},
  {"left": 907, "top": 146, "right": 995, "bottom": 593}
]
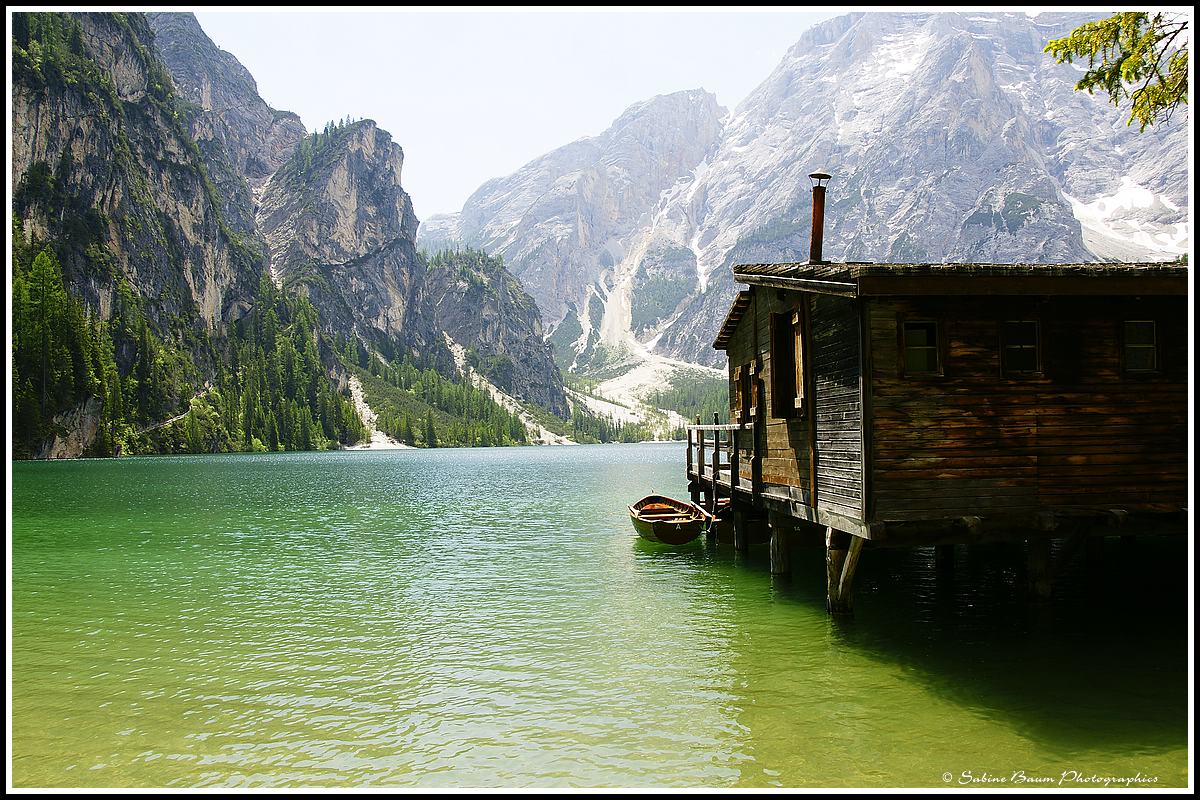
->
[{"left": 686, "top": 414, "right": 755, "bottom": 515}]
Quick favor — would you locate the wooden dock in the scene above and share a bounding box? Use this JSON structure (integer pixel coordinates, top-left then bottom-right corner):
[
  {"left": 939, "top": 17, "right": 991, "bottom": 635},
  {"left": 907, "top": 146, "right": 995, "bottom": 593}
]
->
[{"left": 686, "top": 416, "right": 1185, "bottom": 614}]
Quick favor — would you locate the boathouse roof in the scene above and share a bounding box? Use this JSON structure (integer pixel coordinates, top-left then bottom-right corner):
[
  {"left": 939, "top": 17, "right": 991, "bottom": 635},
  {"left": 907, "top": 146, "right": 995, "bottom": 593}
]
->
[{"left": 713, "top": 261, "right": 1188, "bottom": 350}]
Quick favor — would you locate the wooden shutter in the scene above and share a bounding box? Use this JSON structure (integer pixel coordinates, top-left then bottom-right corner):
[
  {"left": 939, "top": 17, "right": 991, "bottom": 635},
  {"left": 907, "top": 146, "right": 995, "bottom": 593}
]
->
[
  {"left": 731, "top": 365, "right": 744, "bottom": 422},
  {"left": 747, "top": 358, "right": 759, "bottom": 420},
  {"left": 793, "top": 303, "right": 807, "bottom": 412}
]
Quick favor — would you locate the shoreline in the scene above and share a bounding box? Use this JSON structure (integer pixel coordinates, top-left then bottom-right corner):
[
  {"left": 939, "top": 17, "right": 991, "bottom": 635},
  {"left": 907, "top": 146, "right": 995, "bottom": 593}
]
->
[{"left": 10, "top": 438, "right": 688, "bottom": 463}]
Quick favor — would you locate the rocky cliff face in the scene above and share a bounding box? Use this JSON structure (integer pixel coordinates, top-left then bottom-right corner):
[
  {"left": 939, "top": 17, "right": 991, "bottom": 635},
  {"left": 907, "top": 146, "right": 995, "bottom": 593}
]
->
[
  {"left": 427, "top": 12, "right": 1189, "bottom": 370},
  {"left": 12, "top": 12, "right": 262, "bottom": 333},
  {"left": 258, "top": 120, "right": 427, "bottom": 351},
  {"left": 146, "top": 13, "right": 306, "bottom": 188},
  {"left": 13, "top": 11, "right": 572, "bottom": 459},
  {"left": 151, "top": 13, "right": 568, "bottom": 418}
]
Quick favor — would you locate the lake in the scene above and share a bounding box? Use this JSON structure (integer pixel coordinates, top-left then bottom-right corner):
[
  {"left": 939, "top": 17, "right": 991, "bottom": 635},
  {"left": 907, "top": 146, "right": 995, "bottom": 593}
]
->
[{"left": 10, "top": 443, "right": 1189, "bottom": 787}]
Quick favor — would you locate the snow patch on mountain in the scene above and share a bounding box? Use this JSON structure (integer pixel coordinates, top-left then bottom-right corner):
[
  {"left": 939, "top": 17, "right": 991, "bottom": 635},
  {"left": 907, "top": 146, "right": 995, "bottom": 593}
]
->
[{"left": 1066, "top": 178, "right": 1189, "bottom": 260}]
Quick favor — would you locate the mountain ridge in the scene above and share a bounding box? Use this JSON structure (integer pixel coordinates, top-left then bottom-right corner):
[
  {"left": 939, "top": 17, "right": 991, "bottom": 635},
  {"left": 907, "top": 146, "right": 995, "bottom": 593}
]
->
[{"left": 421, "top": 11, "right": 1189, "bottom": 371}]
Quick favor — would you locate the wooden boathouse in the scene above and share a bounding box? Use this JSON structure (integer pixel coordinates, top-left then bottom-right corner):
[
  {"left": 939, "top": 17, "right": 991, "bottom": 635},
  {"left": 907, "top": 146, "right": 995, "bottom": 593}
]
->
[{"left": 686, "top": 173, "right": 1188, "bottom": 613}]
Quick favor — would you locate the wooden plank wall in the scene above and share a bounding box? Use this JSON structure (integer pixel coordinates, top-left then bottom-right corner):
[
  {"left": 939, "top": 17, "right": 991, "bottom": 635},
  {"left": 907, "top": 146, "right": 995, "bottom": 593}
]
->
[
  {"left": 724, "top": 290, "right": 758, "bottom": 485},
  {"left": 868, "top": 295, "right": 1187, "bottom": 522},
  {"left": 725, "top": 288, "right": 813, "bottom": 495},
  {"left": 811, "top": 294, "right": 864, "bottom": 520}
]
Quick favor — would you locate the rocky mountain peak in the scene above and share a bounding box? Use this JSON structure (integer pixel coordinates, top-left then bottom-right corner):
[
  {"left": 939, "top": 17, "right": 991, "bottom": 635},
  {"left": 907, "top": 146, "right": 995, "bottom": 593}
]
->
[
  {"left": 608, "top": 88, "right": 725, "bottom": 137},
  {"left": 257, "top": 116, "right": 567, "bottom": 417},
  {"left": 260, "top": 118, "right": 417, "bottom": 278}
]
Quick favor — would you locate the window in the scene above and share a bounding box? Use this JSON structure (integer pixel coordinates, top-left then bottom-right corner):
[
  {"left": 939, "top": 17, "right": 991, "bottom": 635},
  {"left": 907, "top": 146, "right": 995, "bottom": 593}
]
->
[
  {"left": 770, "top": 313, "right": 796, "bottom": 417},
  {"left": 1123, "top": 320, "right": 1157, "bottom": 372},
  {"left": 902, "top": 320, "right": 941, "bottom": 376},
  {"left": 731, "top": 361, "right": 758, "bottom": 422},
  {"left": 1001, "top": 320, "right": 1041, "bottom": 376}
]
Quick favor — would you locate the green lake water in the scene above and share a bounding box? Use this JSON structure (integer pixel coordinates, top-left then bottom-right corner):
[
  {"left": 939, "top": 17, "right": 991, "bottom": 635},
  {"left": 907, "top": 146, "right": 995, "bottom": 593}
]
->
[{"left": 10, "top": 444, "right": 1190, "bottom": 788}]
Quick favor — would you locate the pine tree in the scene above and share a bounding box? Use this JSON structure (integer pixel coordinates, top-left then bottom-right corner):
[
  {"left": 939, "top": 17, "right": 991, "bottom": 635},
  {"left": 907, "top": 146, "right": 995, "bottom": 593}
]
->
[
  {"left": 423, "top": 410, "right": 438, "bottom": 449},
  {"left": 1045, "top": 12, "right": 1189, "bottom": 130}
]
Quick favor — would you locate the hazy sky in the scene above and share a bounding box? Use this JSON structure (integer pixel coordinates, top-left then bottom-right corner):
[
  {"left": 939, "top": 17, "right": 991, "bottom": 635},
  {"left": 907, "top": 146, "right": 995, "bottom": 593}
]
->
[{"left": 193, "top": 10, "right": 839, "bottom": 221}]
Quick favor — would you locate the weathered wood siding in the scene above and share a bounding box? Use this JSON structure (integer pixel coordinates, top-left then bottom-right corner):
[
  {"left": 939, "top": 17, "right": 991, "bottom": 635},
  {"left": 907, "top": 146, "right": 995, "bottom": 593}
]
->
[
  {"left": 812, "top": 294, "right": 864, "bottom": 519},
  {"left": 867, "top": 295, "right": 1187, "bottom": 522},
  {"left": 725, "top": 287, "right": 813, "bottom": 496},
  {"left": 724, "top": 289, "right": 759, "bottom": 485}
]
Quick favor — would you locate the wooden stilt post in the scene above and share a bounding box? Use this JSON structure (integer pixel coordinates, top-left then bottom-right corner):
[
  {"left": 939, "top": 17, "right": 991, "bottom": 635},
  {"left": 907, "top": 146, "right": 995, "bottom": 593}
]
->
[
  {"left": 826, "top": 527, "right": 849, "bottom": 613},
  {"left": 1083, "top": 535, "right": 1105, "bottom": 596},
  {"left": 687, "top": 425, "right": 701, "bottom": 505},
  {"left": 705, "top": 421, "right": 718, "bottom": 541},
  {"left": 705, "top": 412, "right": 715, "bottom": 520},
  {"left": 685, "top": 425, "right": 693, "bottom": 477},
  {"left": 768, "top": 511, "right": 790, "bottom": 576},
  {"left": 825, "top": 529, "right": 864, "bottom": 614},
  {"left": 838, "top": 536, "right": 864, "bottom": 611},
  {"left": 935, "top": 544, "right": 955, "bottom": 571},
  {"left": 1027, "top": 537, "right": 1053, "bottom": 600},
  {"left": 732, "top": 508, "right": 749, "bottom": 553},
  {"left": 1119, "top": 534, "right": 1136, "bottom": 564}
]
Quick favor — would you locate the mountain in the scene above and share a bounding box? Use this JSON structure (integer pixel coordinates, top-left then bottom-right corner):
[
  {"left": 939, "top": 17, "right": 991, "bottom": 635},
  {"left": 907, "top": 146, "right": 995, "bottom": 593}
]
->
[
  {"left": 423, "top": 11, "right": 1189, "bottom": 370},
  {"left": 258, "top": 119, "right": 425, "bottom": 348},
  {"left": 145, "top": 12, "right": 306, "bottom": 189},
  {"left": 420, "top": 89, "right": 727, "bottom": 362},
  {"left": 12, "top": 11, "right": 568, "bottom": 457},
  {"left": 420, "top": 248, "right": 569, "bottom": 417},
  {"left": 11, "top": 12, "right": 378, "bottom": 457}
]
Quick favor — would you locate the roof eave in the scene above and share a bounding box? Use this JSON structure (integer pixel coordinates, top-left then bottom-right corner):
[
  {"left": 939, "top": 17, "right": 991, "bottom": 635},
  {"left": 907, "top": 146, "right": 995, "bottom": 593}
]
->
[
  {"left": 733, "top": 272, "right": 859, "bottom": 297},
  {"left": 712, "top": 290, "right": 752, "bottom": 350}
]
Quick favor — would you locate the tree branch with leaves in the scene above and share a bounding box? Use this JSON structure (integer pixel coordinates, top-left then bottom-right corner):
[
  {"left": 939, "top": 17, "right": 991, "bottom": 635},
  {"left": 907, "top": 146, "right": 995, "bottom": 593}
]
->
[{"left": 1045, "top": 12, "right": 1189, "bottom": 131}]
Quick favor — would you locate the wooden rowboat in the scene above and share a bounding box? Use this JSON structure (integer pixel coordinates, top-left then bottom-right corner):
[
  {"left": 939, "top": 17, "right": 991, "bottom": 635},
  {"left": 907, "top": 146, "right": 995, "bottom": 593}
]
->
[{"left": 629, "top": 494, "right": 710, "bottom": 545}]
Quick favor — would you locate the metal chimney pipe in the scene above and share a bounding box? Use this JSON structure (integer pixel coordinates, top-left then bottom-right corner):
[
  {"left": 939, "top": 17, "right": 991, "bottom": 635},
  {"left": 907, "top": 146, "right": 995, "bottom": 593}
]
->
[{"left": 808, "top": 170, "right": 831, "bottom": 264}]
